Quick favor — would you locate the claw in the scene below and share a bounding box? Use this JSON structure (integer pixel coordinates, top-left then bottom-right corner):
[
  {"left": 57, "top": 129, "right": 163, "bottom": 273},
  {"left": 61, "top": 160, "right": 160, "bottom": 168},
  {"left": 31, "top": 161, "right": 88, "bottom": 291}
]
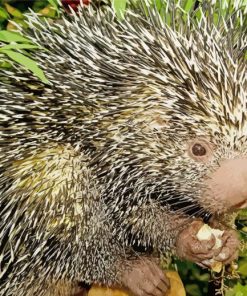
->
[{"left": 119, "top": 259, "right": 170, "bottom": 296}]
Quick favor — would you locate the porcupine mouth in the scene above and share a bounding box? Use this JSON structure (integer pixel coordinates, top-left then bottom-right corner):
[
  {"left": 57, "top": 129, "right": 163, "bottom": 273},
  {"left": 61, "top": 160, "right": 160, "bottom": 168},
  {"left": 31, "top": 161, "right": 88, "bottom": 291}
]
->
[
  {"left": 167, "top": 199, "right": 212, "bottom": 223},
  {"left": 150, "top": 192, "right": 213, "bottom": 223},
  {"left": 232, "top": 199, "right": 247, "bottom": 209}
]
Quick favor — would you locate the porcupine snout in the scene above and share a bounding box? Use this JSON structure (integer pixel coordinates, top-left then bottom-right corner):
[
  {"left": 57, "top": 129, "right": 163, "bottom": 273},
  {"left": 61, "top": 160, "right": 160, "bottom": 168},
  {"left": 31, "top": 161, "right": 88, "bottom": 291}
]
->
[{"left": 205, "top": 159, "right": 247, "bottom": 209}]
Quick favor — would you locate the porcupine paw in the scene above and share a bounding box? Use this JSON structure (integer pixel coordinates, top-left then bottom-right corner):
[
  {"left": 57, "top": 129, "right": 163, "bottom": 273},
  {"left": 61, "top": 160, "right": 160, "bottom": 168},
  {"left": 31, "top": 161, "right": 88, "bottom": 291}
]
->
[
  {"left": 176, "top": 220, "right": 240, "bottom": 269},
  {"left": 201, "top": 229, "right": 240, "bottom": 268},
  {"left": 120, "top": 258, "right": 170, "bottom": 296}
]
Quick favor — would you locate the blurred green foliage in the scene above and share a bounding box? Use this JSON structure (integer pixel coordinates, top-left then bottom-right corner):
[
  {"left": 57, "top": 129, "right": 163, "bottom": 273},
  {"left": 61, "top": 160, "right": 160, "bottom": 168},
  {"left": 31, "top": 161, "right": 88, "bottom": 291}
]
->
[
  {"left": 0, "top": 0, "right": 58, "bottom": 30},
  {"left": 0, "top": 0, "right": 247, "bottom": 295},
  {"left": 0, "top": 0, "right": 58, "bottom": 81}
]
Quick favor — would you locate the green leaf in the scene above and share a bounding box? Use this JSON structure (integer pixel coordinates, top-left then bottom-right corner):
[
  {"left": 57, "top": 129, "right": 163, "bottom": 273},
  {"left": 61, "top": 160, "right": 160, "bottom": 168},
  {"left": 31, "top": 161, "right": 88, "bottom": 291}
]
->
[
  {"left": 238, "top": 259, "right": 247, "bottom": 276},
  {"left": 5, "top": 3, "right": 24, "bottom": 19},
  {"left": 238, "top": 209, "right": 247, "bottom": 219},
  {"left": 185, "top": 284, "right": 202, "bottom": 296},
  {"left": 0, "top": 30, "right": 31, "bottom": 43},
  {"left": 154, "top": 0, "right": 162, "bottom": 11},
  {"left": 0, "top": 60, "right": 12, "bottom": 68},
  {"left": 194, "top": 6, "right": 203, "bottom": 22},
  {"left": 0, "top": 44, "right": 40, "bottom": 51},
  {"left": 7, "top": 18, "right": 29, "bottom": 30},
  {"left": 38, "top": 5, "right": 57, "bottom": 18},
  {"left": 183, "top": 0, "right": 194, "bottom": 13},
  {"left": 47, "top": 0, "right": 59, "bottom": 10},
  {"left": 226, "top": 283, "right": 247, "bottom": 296},
  {"left": 32, "top": 1, "right": 48, "bottom": 12},
  {"left": 112, "top": 0, "right": 127, "bottom": 20},
  {"left": 1, "top": 49, "right": 49, "bottom": 84},
  {"left": 0, "top": 7, "right": 9, "bottom": 21}
]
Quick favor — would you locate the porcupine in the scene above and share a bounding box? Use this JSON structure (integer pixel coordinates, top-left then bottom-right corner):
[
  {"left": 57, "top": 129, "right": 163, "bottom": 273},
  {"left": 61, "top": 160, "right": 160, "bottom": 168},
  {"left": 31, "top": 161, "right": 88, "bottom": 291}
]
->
[{"left": 0, "top": 1, "right": 246, "bottom": 295}]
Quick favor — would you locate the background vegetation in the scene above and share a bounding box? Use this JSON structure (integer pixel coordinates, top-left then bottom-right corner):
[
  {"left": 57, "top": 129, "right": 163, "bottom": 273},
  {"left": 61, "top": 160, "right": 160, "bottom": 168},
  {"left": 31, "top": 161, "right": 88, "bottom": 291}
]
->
[{"left": 0, "top": 0, "right": 247, "bottom": 295}]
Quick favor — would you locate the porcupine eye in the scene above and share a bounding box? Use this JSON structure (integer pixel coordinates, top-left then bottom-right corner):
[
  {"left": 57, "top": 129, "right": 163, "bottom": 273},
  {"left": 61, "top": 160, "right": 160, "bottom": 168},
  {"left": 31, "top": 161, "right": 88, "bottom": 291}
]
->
[
  {"left": 192, "top": 143, "right": 207, "bottom": 156},
  {"left": 188, "top": 139, "right": 213, "bottom": 162}
]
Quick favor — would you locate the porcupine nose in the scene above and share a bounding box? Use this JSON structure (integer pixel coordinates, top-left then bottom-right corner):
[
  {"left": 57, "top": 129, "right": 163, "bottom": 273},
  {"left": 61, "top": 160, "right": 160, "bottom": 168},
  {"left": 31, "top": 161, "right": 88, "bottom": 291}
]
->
[{"left": 206, "top": 158, "right": 247, "bottom": 209}]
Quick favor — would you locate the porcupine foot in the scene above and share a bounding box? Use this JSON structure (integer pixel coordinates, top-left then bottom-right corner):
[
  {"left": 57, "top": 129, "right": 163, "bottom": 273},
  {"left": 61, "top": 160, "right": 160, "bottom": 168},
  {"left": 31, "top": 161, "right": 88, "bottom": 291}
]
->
[
  {"left": 119, "top": 258, "right": 170, "bottom": 296},
  {"left": 176, "top": 220, "right": 239, "bottom": 268}
]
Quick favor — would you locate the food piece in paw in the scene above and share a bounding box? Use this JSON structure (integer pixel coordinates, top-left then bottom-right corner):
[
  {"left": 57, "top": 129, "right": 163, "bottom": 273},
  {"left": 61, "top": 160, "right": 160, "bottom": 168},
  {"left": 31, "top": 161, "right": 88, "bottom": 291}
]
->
[{"left": 196, "top": 224, "right": 224, "bottom": 272}]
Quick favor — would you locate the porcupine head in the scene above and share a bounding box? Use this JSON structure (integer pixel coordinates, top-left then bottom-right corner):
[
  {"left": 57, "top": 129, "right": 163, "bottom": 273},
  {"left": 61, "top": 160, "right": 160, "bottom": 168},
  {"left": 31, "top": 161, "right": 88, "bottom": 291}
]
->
[{"left": 0, "top": 2, "right": 246, "bottom": 296}]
